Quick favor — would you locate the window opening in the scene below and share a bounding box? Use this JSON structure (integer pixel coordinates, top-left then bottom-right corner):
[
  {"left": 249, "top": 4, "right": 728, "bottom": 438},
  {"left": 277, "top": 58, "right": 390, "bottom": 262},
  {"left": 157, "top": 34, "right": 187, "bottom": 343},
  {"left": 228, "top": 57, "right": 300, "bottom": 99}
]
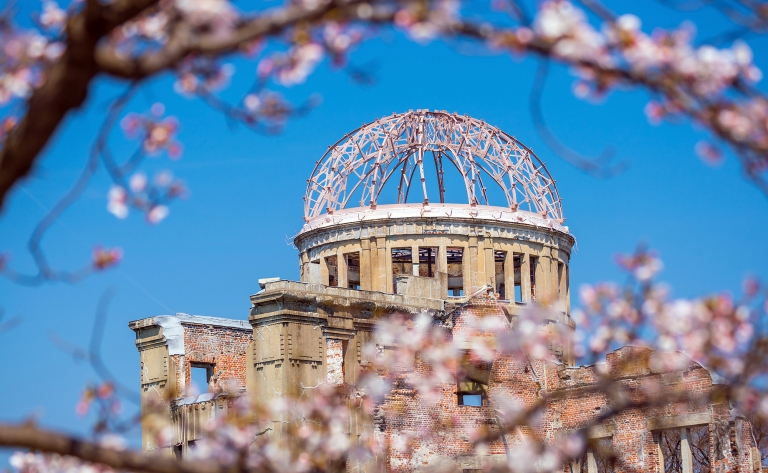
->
[
  {"left": 690, "top": 426, "right": 710, "bottom": 472},
  {"left": 447, "top": 247, "right": 464, "bottom": 296},
  {"left": 173, "top": 444, "right": 182, "bottom": 460},
  {"left": 391, "top": 248, "right": 413, "bottom": 292},
  {"left": 577, "top": 438, "right": 615, "bottom": 473},
  {"left": 513, "top": 254, "right": 523, "bottom": 303},
  {"left": 530, "top": 256, "right": 538, "bottom": 301},
  {"left": 418, "top": 247, "right": 438, "bottom": 277},
  {"left": 345, "top": 253, "right": 361, "bottom": 289},
  {"left": 558, "top": 262, "right": 565, "bottom": 299},
  {"left": 190, "top": 363, "right": 213, "bottom": 393},
  {"left": 326, "top": 255, "right": 338, "bottom": 287},
  {"left": 457, "top": 353, "right": 489, "bottom": 406},
  {"left": 658, "top": 427, "right": 710, "bottom": 473},
  {"left": 494, "top": 251, "right": 506, "bottom": 299},
  {"left": 659, "top": 429, "right": 682, "bottom": 473}
]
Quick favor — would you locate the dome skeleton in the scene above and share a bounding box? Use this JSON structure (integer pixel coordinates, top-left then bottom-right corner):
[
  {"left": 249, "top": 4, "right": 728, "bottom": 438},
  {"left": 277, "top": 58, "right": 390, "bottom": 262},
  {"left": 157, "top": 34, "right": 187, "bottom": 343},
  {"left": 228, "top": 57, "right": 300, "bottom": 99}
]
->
[{"left": 304, "top": 110, "right": 564, "bottom": 223}]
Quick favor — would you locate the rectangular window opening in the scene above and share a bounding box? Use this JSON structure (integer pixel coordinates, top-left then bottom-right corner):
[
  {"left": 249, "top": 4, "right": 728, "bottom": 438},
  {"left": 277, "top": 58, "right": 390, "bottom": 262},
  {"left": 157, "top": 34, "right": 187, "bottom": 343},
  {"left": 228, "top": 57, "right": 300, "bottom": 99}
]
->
[
  {"left": 391, "top": 248, "right": 413, "bottom": 293},
  {"left": 345, "top": 253, "right": 361, "bottom": 290},
  {"left": 658, "top": 427, "right": 710, "bottom": 473},
  {"left": 558, "top": 262, "right": 565, "bottom": 300},
  {"left": 530, "top": 256, "right": 538, "bottom": 301},
  {"left": 418, "top": 247, "right": 438, "bottom": 278},
  {"left": 513, "top": 254, "right": 523, "bottom": 303},
  {"left": 326, "top": 255, "right": 338, "bottom": 287},
  {"left": 578, "top": 438, "right": 615, "bottom": 473},
  {"left": 190, "top": 363, "right": 213, "bottom": 393},
  {"left": 173, "top": 444, "right": 182, "bottom": 460},
  {"left": 457, "top": 353, "right": 489, "bottom": 407},
  {"left": 494, "top": 251, "right": 506, "bottom": 300},
  {"left": 690, "top": 426, "right": 710, "bottom": 472},
  {"left": 447, "top": 247, "right": 464, "bottom": 297},
  {"left": 659, "top": 429, "right": 681, "bottom": 473}
]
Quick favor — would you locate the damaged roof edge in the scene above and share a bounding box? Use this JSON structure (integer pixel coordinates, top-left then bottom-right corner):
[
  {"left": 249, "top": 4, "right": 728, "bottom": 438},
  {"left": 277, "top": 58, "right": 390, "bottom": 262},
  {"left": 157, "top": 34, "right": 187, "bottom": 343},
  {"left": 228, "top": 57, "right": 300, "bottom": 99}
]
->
[{"left": 128, "top": 313, "right": 250, "bottom": 356}]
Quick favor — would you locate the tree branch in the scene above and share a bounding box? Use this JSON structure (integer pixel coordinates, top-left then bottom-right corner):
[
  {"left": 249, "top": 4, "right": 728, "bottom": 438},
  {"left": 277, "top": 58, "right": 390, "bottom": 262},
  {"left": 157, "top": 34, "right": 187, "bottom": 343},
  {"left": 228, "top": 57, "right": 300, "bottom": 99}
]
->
[
  {"left": 0, "top": 0, "right": 157, "bottom": 211},
  {"left": 0, "top": 422, "right": 241, "bottom": 473}
]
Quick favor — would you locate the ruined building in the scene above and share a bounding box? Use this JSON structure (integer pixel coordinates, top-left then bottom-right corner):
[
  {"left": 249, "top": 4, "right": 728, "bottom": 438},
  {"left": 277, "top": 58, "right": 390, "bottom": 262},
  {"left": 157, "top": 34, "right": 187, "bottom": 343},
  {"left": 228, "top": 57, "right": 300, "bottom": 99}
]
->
[{"left": 129, "top": 110, "right": 761, "bottom": 472}]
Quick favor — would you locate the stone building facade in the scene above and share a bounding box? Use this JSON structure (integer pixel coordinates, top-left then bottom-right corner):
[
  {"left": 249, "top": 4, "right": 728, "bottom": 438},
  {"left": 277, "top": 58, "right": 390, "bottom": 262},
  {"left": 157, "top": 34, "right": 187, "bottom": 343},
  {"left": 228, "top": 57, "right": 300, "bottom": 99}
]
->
[{"left": 129, "top": 111, "right": 761, "bottom": 472}]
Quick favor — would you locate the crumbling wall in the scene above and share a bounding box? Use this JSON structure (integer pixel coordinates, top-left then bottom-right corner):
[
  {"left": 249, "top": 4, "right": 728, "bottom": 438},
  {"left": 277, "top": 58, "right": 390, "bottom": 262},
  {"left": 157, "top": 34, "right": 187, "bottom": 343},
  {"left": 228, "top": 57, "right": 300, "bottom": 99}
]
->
[
  {"left": 180, "top": 322, "right": 253, "bottom": 393},
  {"left": 379, "top": 302, "right": 758, "bottom": 473}
]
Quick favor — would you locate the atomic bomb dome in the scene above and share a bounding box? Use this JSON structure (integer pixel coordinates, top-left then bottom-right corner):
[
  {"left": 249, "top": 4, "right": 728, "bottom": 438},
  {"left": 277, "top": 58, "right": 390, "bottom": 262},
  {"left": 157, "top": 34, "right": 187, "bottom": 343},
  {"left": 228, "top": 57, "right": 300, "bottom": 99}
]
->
[
  {"left": 300, "top": 109, "right": 567, "bottom": 234},
  {"left": 294, "top": 111, "right": 575, "bottom": 359}
]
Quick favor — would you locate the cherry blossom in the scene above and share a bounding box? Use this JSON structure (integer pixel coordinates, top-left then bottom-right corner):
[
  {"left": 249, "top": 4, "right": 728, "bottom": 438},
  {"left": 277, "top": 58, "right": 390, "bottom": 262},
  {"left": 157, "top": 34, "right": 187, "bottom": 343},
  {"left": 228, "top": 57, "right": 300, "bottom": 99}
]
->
[
  {"left": 39, "top": 1, "right": 66, "bottom": 31},
  {"left": 91, "top": 246, "right": 122, "bottom": 270}
]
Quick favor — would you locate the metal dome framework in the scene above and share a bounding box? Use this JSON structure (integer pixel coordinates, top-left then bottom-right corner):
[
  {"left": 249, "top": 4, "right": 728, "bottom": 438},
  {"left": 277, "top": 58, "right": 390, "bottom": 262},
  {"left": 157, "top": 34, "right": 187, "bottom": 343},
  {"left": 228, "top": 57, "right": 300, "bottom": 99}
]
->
[{"left": 304, "top": 110, "right": 564, "bottom": 222}]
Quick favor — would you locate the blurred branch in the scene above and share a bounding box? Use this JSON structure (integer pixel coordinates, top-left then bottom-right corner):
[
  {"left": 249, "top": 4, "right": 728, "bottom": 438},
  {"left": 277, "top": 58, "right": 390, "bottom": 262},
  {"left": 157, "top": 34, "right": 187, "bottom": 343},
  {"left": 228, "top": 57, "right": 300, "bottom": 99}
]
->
[
  {"left": 0, "top": 422, "right": 240, "bottom": 473},
  {"left": 529, "top": 60, "right": 627, "bottom": 178},
  {"left": 1, "top": 86, "right": 137, "bottom": 285},
  {"left": 0, "top": 0, "right": 157, "bottom": 210}
]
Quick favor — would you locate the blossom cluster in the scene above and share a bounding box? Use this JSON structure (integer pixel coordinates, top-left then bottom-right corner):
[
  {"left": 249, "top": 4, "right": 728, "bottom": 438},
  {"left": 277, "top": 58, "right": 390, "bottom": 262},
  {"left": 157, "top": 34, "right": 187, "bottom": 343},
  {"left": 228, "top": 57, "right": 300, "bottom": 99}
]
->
[
  {"left": 0, "top": 22, "right": 64, "bottom": 105},
  {"left": 121, "top": 104, "right": 182, "bottom": 158},
  {"left": 10, "top": 453, "right": 114, "bottom": 473},
  {"left": 107, "top": 170, "right": 186, "bottom": 223}
]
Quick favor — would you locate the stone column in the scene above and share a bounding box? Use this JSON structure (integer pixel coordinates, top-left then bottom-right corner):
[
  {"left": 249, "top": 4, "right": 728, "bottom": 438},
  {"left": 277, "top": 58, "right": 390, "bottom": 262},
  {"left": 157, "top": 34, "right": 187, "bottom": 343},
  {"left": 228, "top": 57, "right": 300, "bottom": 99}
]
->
[
  {"left": 467, "top": 235, "right": 479, "bottom": 289},
  {"left": 681, "top": 428, "right": 693, "bottom": 473},
  {"left": 381, "top": 237, "right": 392, "bottom": 293},
  {"left": 483, "top": 237, "right": 494, "bottom": 289},
  {"left": 521, "top": 253, "right": 531, "bottom": 302},
  {"left": 411, "top": 245, "right": 419, "bottom": 276},
  {"left": 376, "top": 237, "right": 388, "bottom": 293},
  {"left": 320, "top": 255, "right": 330, "bottom": 286},
  {"left": 566, "top": 265, "right": 571, "bottom": 313},
  {"left": 299, "top": 251, "right": 309, "bottom": 283},
  {"left": 337, "top": 249, "right": 348, "bottom": 289},
  {"left": 465, "top": 237, "right": 477, "bottom": 292},
  {"left": 559, "top": 262, "right": 568, "bottom": 310},
  {"left": 360, "top": 239, "right": 372, "bottom": 291},
  {"left": 438, "top": 243, "right": 447, "bottom": 274},
  {"left": 586, "top": 449, "right": 597, "bottom": 473},
  {"left": 504, "top": 249, "right": 514, "bottom": 301},
  {"left": 540, "top": 249, "right": 553, "bottom": 301},
  {"left": 438, "top": 243, "right": 448, "bottom": 298},
  {"left": 549, "top": 248, "right": 560, "bottom": 302}
]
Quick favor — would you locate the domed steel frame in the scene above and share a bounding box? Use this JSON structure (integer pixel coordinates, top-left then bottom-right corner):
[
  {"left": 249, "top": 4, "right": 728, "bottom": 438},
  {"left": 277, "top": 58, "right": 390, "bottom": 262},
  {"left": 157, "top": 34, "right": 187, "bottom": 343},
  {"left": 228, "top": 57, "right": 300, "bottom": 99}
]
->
[{"left": 303, "top": 110, "right": 564, "bottom": 223}]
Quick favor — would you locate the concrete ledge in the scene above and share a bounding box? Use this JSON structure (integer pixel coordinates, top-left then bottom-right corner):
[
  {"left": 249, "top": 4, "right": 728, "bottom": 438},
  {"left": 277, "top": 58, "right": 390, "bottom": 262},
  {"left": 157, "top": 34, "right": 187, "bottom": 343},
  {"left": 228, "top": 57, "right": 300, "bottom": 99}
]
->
[
  {"left": 250, "top": 280, "right": 445, "bottom": 319},
  {"left": 587, "top": 423, "right": 616, "bottom": 439},
  {"left": 646, "top": 412, "right": 712, "bottom": 431}
]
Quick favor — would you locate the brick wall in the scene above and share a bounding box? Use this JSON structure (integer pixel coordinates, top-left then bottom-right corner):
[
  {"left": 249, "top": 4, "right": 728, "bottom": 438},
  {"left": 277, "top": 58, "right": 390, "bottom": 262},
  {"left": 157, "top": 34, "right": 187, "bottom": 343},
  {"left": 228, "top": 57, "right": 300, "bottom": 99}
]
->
[
  {"left": 177, "top": 323, "right": 253, "bottom": 394},
  {"left": 379, "top": 301, "right": 758, "bottom": 473}
]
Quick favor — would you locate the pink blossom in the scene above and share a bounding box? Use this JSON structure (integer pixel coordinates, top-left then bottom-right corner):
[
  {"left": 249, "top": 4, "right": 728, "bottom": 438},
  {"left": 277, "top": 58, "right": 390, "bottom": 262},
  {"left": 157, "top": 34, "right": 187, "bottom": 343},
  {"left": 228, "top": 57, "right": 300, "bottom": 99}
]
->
[
  {"left": 107, "top": 186, "right": 128, "bottom": 219},
  {"left": 129, "top": 172, "right": 147, "bottom": 193},
  {"left": 40, "top": 1, "right": 66, "bottom": 30},
  {"left": 92, "top": 246, "right": 123, "bottom": 270},
  {"left": 147, "top": 205, "right": 169, "bottom": 224},
  {"left": 275, "top": 44, "right": 324, "bottom": 86}
]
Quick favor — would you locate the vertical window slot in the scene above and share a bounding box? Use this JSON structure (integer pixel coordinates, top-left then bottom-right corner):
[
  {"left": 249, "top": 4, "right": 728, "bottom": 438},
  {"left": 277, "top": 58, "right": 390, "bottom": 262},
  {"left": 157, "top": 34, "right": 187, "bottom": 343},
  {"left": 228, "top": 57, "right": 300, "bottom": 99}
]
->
[
  {"left": 494, "top": 251, "right": 506, "bottom": 299},
  {"left": 447, "top": 247, "right": 464, "bottom": 296}
]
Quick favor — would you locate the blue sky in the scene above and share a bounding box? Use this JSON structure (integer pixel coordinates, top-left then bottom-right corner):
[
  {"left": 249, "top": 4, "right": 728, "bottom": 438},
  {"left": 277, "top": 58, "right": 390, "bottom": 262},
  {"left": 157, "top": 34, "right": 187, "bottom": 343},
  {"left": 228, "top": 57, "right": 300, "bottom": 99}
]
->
[{"left": 2, "top": 0, "right": 768, "bottom": 460}]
